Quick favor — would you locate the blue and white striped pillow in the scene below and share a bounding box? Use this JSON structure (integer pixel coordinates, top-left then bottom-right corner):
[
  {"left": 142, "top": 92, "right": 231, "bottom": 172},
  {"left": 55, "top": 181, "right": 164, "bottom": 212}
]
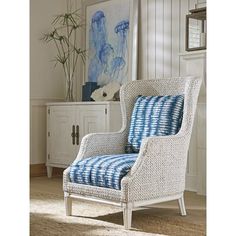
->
[{"left": 125, "top": 95, "right": 184, "bottom": 153}]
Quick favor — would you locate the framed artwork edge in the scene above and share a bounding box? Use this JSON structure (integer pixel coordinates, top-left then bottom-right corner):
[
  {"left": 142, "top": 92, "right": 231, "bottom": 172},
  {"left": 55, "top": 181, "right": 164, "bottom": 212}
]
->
[{"left": 81, "top": 0, "right": 138, "bottom": 86}]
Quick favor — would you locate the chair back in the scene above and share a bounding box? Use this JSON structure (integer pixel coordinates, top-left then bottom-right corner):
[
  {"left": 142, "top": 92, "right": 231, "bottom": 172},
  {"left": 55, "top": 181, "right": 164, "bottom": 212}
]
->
[{"left": 119, "top": 77, "right": 202, "bottom": 142}]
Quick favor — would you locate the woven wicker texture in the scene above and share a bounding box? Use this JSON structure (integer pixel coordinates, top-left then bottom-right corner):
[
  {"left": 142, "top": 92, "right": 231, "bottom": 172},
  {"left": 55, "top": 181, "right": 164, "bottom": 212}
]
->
[{"left": 64, "top": 77, "right": 202, "bottom": 204}]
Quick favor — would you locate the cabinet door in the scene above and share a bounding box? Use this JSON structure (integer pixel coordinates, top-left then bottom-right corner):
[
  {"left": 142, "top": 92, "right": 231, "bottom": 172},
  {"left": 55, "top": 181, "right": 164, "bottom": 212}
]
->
[
  {"left": 76, "top": 105, "right": 107, "bottom": 144},
  {"left": 48, "top": 106, "right": 77, "bottom": 165}
]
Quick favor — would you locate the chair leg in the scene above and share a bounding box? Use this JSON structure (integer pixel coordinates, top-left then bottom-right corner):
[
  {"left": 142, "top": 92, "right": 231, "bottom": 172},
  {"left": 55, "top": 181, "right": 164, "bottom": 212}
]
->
[
  {"left": 123, "top": 203, "right": 132, "bottom": 230},
  {"left": 64, "top": 192, "right": 72, "bottom": 216},
  {"left": 178, "top": 195, "right": 187, "bottom": 216}
]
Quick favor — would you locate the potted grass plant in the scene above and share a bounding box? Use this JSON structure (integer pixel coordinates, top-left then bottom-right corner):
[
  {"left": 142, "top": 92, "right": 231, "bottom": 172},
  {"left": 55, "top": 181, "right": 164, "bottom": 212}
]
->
[{"left": 42, "top": 1, "right": 85, "bottom": 101}]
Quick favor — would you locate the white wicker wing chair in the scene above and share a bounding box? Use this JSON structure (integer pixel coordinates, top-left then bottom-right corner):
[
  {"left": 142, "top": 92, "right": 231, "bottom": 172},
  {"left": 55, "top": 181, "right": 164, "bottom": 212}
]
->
[{"left": 63, "top": 76, "right": 202, "bottom": 229}]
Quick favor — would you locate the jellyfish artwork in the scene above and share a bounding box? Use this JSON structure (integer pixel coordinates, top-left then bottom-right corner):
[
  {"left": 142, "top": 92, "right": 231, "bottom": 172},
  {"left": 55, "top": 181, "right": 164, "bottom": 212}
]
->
[
  {"left": 88, "top": 11, "right": 108, "bottom": 83},
  {"left": 87, "top": 9, "right": 130, "bottom": 85},
  {"left": 90, "top": 11, "right": 107, "bottom": 56},
  {"left": 88, "top": 57, "right": 103, "bottom": 83},
  {"left": 110, "top": 56, "right": 126, "bottom": 84},
  {"left": 99, "top": 43, "right": 114, "bottom": 70},
  {"left": 114, "top": 20, "right": 129, "bottom": 58},
  {"left": 110, "top": 20, "right": 129, "bottom": 84},
  {"left": 97, "top": 43, "right": 115, "bottom": 86}
]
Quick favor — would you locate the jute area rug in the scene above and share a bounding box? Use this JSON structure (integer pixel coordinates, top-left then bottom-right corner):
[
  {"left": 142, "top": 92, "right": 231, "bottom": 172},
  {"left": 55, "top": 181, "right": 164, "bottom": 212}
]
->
[{"left": 30, "top": 191, "right": 205, "bottom": 236}]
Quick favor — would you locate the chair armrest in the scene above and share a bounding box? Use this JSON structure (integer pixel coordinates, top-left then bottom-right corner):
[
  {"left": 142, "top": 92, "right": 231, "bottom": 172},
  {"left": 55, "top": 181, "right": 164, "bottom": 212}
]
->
[
  {"left": 121, "top": 133, "right": 190, "bottom": 202},
  {"left": 74, "top": 130, "right": 127, "bottom": 162},
  {"left": 63, "top": 130, "right": 127, "bottom": 190}
]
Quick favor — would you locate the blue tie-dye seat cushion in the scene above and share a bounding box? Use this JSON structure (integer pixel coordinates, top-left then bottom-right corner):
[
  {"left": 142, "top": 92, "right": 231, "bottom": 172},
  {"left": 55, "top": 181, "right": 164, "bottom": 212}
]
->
[
  {"left": 69, "top": 153, "right": 138, "bottom": 190},
  {"left": 125, "top": 95, "right": 184, "bottom": 153}
]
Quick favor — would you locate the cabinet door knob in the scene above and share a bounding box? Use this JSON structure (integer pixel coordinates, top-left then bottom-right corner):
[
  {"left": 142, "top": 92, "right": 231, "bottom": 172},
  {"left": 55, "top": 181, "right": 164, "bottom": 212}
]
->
[
  {"left": 71, "top": 125, "right": 75, "bottom": 145},
  {"left": 76, "top": 125, "right": 79, "bottom": 145}
]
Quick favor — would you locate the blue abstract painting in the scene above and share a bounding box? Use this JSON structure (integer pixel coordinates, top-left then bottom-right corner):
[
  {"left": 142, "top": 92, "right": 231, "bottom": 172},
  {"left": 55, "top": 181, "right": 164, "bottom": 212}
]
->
[{"left": 86, "top": 0, "right": 130, "bottom": 86}]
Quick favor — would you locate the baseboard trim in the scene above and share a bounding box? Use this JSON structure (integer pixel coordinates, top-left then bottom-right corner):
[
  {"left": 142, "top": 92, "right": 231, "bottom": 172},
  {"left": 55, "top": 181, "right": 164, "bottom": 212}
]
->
[{"left": 30, "top": 164, "right": 64, "bottom": 177}]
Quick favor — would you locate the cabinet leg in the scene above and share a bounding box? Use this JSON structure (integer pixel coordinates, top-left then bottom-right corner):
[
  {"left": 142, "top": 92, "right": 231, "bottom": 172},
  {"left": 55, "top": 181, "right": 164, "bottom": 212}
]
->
[{"left": 47, "top": 166, "right": 53, "bottom": 178}]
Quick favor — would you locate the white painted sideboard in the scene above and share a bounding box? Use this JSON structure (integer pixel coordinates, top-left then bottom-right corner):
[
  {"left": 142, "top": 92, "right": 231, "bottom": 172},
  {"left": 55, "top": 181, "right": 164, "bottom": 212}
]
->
[
  {"left": 180, "top": 50, "right": 206, "bottom": 195},
  {"left": 46, "top": 102, "right": 122, "bottom": 178}
]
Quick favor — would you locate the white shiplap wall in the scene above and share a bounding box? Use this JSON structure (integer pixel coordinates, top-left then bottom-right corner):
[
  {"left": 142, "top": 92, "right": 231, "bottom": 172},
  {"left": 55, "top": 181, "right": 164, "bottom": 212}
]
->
[
  {"left": 138, "top": 0, "right": 206, "bottom": 79},
  {"left": 138, "top": 0, "right": 206, "bottom": 194}
]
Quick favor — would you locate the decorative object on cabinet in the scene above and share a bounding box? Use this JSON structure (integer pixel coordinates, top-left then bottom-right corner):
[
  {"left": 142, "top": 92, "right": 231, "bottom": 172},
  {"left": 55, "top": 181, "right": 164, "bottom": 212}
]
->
[
  {"left": 90, "top": 82, "right": 120, "bottom": 101},
  {"left": 186, "top": 7, "right": 206, "bottom": 51},
  {"left": 82, "top": 82, "right": 100, "bottom": 101},
  {"left": 41, "top": 0, "right": 86, "bottom": 102},
  {"left": 63, "top": 77, "right": 202, "bottom": 229},
  {"left": 82, "top": 0, "right": 138, "bottom": 86},
  {"left": 46, "top": 102, "right": 122, "bottom": 178}
]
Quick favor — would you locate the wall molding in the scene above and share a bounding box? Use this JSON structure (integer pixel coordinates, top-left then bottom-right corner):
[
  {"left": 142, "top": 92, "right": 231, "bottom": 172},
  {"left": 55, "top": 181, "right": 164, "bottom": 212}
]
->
[
  {"left": 30, "top": 98, "right": 64, "bottom": 106},
  {"left": 179, "top": 50, "right": 206, "bottom": 60}
]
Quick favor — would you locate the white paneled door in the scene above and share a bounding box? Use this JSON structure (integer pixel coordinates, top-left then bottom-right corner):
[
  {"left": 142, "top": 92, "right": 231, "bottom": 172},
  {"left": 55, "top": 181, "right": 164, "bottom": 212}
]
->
[
  {"left": 78, "top": 105, "right": 107, "bottom": 141},
  {"left": 48, "top": 106, "right": 79, "bottom": 166}
]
